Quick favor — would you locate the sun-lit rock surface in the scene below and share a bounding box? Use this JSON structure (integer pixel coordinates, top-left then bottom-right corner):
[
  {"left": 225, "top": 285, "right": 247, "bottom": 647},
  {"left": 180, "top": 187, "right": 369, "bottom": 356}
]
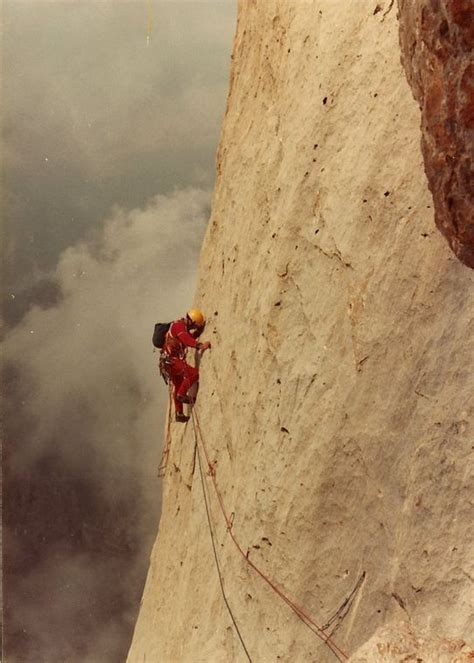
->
[
  {"left": 398, "top": 0, "right": 474, "bottom": 268},
  {"left": 128, "top": 2, "right": 474, "bottom": 661},
  {"left": 350, "top": 620, "right": 473, "bottom": 662}
]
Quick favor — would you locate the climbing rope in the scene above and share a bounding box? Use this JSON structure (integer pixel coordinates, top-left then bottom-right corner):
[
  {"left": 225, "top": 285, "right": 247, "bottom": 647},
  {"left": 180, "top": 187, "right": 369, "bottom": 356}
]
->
[
  {"left": 190, "top": 408, "right": 349, "bottom": 662},
  {"left": 322, "top": 571, "right": 366, "bottom": 639},
  {"left": 196, "top": 439, "right": 253, "bottom": 662},
  {"left": 146, "top": 0, "right": 153, "bottom": 46},
  {"left": 158, "top": 387, "right": 173, "bottom": 476}
]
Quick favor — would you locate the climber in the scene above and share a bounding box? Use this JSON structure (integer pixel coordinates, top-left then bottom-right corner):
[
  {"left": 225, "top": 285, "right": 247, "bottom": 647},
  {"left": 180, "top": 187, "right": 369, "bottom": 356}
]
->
[{"left": 160, "top": 309, "right": 211, "bottom": 423}]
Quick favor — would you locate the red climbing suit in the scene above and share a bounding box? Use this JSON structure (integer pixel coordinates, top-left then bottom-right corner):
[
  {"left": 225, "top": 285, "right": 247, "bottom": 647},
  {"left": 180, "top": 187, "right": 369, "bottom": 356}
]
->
[{"left": 161, "top": 319, "right": 200, "bottom": 415}]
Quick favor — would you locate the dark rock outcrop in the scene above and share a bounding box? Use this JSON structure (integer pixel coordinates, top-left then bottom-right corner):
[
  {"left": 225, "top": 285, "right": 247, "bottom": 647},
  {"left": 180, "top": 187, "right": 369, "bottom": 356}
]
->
[{"left": 398, "top": 0, "right": 474, "bottom": 268}]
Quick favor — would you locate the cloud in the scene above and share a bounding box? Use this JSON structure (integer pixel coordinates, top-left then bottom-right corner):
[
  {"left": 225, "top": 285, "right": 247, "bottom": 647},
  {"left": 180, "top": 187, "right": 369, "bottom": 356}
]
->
[
  {"left": 2, "top": 186, "right": 210, "bottom": 661},
  {"left": 4, "top": 186, "right": 209, "bottom": 469},
  {"left": 3, "top": 1, "right": 235, "bottom": 186},
  {"left": 2, "top": 0, "right": 235, "bottom": 305},
  {"left": 1, "top": 3, "right": 236, "bottom": 657},
  {"left": 6, "top": 545, "right": 146, "bottom": 662}
]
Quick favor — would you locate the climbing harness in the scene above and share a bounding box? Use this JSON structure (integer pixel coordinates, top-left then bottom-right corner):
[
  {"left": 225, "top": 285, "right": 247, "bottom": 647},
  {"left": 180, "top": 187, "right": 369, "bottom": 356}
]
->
[{"left": 159, "top": 354, "right": 171, "bottom": 385}]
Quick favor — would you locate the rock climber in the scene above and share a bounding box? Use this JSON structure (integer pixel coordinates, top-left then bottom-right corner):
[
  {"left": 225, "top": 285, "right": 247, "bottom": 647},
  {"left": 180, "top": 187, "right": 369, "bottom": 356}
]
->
[{"left": 160, "top": 309, "right": 211, "bottom": 423}]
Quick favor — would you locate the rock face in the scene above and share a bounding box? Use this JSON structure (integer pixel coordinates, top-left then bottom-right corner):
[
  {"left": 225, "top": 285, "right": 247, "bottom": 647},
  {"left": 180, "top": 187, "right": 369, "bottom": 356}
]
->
[
  {"left": 128, "top": 1, "right": 474, "bottom": 662},
  {"left": 398, "top": 0, "right": 474, "bottom": 268},
  {"left": 350, "top": 620, "right": 473, "bottom": 662}
]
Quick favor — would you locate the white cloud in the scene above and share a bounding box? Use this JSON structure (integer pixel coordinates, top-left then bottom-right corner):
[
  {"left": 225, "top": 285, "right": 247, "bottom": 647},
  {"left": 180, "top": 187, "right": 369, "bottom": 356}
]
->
[
  {"left": 2, "top": 186, "right": 210, "bottom": 660},
  {"left": 3, "top": 187, "right": 209, "bottom": 477}
]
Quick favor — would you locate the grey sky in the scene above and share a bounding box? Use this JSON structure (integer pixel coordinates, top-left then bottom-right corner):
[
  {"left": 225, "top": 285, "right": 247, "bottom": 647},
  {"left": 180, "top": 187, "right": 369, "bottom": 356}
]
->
[
  {"left": 3, "top": 188, "right": 212, "bottom": 661},
  {"left": 2, "top": 2, "right": 236, "bottom": 661},
  {"left": 3, "top": 0, "right": 235, "bottom": 313}
]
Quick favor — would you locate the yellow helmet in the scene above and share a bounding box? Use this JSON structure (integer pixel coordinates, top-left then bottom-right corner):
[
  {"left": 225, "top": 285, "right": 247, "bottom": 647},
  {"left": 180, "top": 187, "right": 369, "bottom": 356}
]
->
[{"left": 186, "top": 308, "right": 205, "bottom": 327}]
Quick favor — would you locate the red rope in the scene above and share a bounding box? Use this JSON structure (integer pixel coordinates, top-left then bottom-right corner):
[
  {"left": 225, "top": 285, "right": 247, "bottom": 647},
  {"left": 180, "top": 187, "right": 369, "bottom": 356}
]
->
[
  {"left": 191, "top": 408, "right": 349, "bottom": 662},
  {"left": 158, "top": 387, "right": 173, "bottom": 476}
]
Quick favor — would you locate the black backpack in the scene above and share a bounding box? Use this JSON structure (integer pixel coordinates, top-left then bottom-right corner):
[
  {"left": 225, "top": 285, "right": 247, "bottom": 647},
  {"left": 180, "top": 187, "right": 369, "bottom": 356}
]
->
[{"left": 152, "top": 322, "right": 171, "bottom": 349}]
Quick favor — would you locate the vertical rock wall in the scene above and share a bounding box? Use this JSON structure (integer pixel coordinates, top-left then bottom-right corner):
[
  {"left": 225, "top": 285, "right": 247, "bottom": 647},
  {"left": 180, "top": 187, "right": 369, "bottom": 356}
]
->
[{"left": 128, "top": 1, "right": 474, "bottom": 661}]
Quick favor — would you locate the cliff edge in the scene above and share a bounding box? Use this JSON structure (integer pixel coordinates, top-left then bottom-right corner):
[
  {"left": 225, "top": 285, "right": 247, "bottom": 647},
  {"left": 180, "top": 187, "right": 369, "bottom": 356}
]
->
[{"left": 128, "top": 2, "right": 474, "bottom": 661}]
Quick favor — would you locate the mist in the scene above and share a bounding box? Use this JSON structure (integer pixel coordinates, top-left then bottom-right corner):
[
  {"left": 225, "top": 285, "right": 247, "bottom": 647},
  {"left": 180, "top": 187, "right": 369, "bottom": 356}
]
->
[
  {"left": 2, "top": 188, "right": 210, "bottom": 660},
  {"left": 2, "top": 0, "right": 235, "bottom": 658},
  {"left": 2, "top": 0, "right": 235, "bottom": 322}
]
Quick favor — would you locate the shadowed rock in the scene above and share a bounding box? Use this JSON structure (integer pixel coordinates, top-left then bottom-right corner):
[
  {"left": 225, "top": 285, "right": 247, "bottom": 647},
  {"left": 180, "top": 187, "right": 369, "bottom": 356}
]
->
[{"left": 398, "top": 0, "right": 474, "bottom": 268}]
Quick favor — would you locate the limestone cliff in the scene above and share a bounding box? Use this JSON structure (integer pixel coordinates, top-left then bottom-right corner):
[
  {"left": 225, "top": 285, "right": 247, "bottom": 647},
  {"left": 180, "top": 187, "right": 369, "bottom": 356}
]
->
[{"left": 128, "top": 2, "right": 474, "bottom": 661}]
